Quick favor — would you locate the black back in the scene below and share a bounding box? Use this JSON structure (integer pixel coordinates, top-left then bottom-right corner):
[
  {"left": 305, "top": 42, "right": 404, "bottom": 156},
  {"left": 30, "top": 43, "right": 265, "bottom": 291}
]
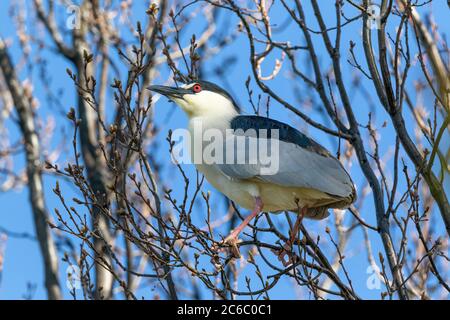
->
[{"left": 230, "top": 115, "right": 331, "bottom": 157}]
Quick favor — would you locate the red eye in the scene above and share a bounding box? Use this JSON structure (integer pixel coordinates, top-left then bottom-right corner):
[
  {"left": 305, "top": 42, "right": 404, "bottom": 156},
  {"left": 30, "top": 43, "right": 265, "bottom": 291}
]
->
[{"left": 192, "top": 84, "right": 202, "bottom": 93}]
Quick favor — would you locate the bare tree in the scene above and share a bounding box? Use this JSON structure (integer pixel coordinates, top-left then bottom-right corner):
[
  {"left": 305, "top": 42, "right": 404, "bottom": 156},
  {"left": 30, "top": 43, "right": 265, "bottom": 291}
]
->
[
  {"left": 0, "top": 38, "right": 61, "bottom": 299},
  {"left": 0, "top": 0, "right": 448, "bottom": 300}
]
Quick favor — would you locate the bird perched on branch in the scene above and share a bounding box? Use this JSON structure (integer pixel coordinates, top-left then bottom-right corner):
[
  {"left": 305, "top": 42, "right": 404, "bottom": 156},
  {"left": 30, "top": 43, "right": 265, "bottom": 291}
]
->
[{"left": 148, "top": 80, "right": 356, "bottom": 264}]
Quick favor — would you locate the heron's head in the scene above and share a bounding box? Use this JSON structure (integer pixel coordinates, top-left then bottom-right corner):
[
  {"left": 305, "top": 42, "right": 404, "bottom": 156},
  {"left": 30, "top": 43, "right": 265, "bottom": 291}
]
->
[{"left": 148, "top": 80, "right": 239, "bottom": 118}]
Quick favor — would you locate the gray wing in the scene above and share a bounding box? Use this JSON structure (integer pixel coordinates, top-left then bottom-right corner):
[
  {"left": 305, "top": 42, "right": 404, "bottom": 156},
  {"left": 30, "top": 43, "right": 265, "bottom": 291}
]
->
[{"left": 215, "top": 116, "right": 354, "bottom": 199}]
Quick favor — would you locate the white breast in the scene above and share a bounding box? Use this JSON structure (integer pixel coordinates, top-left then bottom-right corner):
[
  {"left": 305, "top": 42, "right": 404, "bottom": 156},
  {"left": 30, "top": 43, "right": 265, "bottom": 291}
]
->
[
  {"left": 195, "top": 163, "right": 258, "bottom": 209},
  {"left": 188, "top": 115, "right": 259, "bottom": 209}
]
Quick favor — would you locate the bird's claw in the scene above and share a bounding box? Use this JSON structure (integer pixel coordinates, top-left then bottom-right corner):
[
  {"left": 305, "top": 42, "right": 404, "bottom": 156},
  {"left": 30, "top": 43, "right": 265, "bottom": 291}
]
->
[
  {"left": 273, "top": 242, "right": 297, "bottom": 267},
  {"left": 211, "top": 236, "right": 242, "bottom": 258}
]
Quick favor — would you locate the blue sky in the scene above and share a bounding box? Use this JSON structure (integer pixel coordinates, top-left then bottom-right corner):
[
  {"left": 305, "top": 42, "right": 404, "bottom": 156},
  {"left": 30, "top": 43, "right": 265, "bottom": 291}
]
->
[{"left": 0, "top": 1, "right": 449, "bottom": 299}]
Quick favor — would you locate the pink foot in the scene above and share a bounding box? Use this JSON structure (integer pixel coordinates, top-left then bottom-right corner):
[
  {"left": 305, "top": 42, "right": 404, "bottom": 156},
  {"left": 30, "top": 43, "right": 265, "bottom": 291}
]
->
[
  {"left": 212, "top": 235, "right": 242, "bottom": 258},
  {"left": 274, "top": 242, "right": 297, "bottom": 267}
]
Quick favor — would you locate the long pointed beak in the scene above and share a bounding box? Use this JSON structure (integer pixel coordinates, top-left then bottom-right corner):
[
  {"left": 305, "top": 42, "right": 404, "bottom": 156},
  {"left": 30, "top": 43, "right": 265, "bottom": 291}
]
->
[{"left": 147, "top": 85, "right": 191, "bottom": 99}]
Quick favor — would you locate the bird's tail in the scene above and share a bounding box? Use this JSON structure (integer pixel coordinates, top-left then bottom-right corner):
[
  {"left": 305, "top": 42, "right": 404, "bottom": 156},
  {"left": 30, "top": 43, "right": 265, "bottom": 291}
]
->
[{"left": 304, "top": 207, "right": 330, "bottom": 220}]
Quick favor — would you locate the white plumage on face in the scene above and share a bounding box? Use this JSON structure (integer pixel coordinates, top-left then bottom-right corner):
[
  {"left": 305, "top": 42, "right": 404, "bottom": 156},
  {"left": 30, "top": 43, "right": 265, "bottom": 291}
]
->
[{"left": 172, "top": 83, "right": 237, "bottom": 118}]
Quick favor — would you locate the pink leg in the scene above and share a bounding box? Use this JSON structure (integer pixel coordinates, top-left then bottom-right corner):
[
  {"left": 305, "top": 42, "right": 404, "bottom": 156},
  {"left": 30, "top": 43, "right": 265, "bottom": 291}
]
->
[
  {"left": 219, "top": 197, "right": 264, "bottom": 258},
  {"left": 226, "top": 197, "right": 263, "bottom": 240},
  {"left": 277, "top": 207, "right": 307, "bottom": 266},
  {"left": 288, "top": 207, "right": 306, "bottom": 245}
]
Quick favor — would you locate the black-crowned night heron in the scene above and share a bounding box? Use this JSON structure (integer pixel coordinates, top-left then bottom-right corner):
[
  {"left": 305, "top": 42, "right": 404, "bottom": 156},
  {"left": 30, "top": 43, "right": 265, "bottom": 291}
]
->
[{"left": 148, "top": 80, "right": 356, "bottom": 264}]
